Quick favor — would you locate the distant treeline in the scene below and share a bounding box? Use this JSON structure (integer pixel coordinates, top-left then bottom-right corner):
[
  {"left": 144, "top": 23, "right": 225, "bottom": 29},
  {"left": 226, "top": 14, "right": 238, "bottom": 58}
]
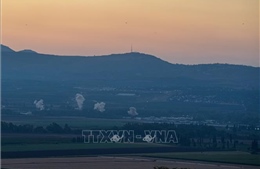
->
[
  {"left": 1, "top": 121, "right": 216, "bottom": 136},
  {"left": 1, "top": 121, "right": 76, "bottom": 134},
  {"left": 1, "top": 121, "right": 258, "bottom": 152}
]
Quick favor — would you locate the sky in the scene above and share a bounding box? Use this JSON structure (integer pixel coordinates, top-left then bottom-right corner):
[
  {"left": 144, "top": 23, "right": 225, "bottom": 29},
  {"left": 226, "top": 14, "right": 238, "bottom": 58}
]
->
[{"left": 2, "top": 0, "right": 259, "bottom": 66}]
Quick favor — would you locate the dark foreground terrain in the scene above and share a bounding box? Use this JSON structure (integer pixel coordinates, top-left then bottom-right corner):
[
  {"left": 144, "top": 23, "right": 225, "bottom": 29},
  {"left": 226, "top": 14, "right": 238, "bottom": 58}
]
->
[{"left": 2, "top": 156, "right": 260, "bottom": 169}]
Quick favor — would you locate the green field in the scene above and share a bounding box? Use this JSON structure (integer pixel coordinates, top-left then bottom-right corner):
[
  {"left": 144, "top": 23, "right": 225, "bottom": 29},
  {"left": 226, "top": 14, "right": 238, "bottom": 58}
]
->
[
  {"left": 2, "top": 142, "right": 169, "bottom": 152},
  {"left": 143, "top": 151, "right": 260, "bottom": 166}
]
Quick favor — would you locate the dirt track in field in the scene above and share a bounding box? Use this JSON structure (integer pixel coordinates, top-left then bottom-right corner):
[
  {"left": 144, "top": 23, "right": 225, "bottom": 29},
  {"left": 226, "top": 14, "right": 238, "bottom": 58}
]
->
[{"left": 2, "top": 156, "right": 260, "bottom": 169}]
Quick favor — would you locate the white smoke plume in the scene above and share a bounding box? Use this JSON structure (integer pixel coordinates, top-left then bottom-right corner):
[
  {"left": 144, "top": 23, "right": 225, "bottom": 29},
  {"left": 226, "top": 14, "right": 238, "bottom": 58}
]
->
[
  {"left": 34, "top": 99, "right": 44, "bottom": 111},
  {"left": 128, "top": 107, "right": 138, "bottom": 116},
  {"left": 20, "top": 111, "right": 32, "bottom": 115},
  {"left": 75, "top": 93, "right": 85, "bottom": 110},
  {"left": 94, "top": 102, "right": 106, "bottom": 112}
]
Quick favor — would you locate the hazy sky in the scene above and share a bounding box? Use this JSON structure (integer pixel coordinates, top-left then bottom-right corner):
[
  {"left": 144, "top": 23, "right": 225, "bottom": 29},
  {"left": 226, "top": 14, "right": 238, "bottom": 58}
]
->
[{"left": 2, "top": 0, "right": 259, "bottom": 66}]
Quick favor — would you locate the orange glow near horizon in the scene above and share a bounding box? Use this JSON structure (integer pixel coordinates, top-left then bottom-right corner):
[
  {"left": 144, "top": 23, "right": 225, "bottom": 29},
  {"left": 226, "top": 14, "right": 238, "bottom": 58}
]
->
[{"left": 2, "top": 0, "right": 259, "bottom": 66}]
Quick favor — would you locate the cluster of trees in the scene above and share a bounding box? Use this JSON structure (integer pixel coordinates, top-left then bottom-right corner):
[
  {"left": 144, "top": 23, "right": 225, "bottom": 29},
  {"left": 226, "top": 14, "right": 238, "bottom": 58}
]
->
[
  {"left": 121, "top": 122, "right": 218, "bottom": 147},
  {"left": 2, "top": 121, "right": 258, "bottom": 153},
  {"left": 251, "top": 139, "right": 259, "bottom": 154},
  {"left": 154, "top": 167, "right": 189, "bottom": 169},
  {"left": 121, "top": 122, "right": 259, "bottom": 152}
]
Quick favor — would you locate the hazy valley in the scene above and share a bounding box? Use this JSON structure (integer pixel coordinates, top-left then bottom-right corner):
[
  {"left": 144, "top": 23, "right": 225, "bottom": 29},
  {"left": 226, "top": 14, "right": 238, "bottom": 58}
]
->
[{"left": 1, "top": 44, "right": 259, "bottom": 125}]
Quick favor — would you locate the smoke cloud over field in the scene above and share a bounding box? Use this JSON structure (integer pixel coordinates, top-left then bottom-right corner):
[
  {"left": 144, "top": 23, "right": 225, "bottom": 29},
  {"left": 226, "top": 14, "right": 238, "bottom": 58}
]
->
[
  {"left": 20, "top": 111, "right": 32, "bottom": 115},
  {"left": 94, "top": 102, "right": 106, "bottom": 112},
  {"left": 34, "top": 99, "right": 44, "bottom": 111},
  {"left": 75, "top": 93, "right": 85, "bottom": 110},
  {"left": 128, "top": 107, "right": 138, "bottom": 116}
]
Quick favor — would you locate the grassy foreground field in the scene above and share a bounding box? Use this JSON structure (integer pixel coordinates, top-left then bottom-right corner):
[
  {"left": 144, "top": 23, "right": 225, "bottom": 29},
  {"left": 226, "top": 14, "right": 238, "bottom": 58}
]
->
[
  {"left": 143, "top": 151, "right": 260, "bottom": 166},
  {"left": 2, "top": 142, "right": 169, "bottom": 152},
  {"left": 2, "top": 156, "right": 260, "bottom": 169}
]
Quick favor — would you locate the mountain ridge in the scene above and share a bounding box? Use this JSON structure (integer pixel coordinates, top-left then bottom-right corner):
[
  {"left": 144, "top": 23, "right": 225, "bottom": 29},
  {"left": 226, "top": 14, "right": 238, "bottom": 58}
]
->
[
  {"left": 1, "top": 44, "right": 258, "bottom": 68},
  {"left": 1, "top": 44, "right": 15, "bottom": 53},
  {"left": 2, "top": 44, "right": 259, "bottom": 90}
]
